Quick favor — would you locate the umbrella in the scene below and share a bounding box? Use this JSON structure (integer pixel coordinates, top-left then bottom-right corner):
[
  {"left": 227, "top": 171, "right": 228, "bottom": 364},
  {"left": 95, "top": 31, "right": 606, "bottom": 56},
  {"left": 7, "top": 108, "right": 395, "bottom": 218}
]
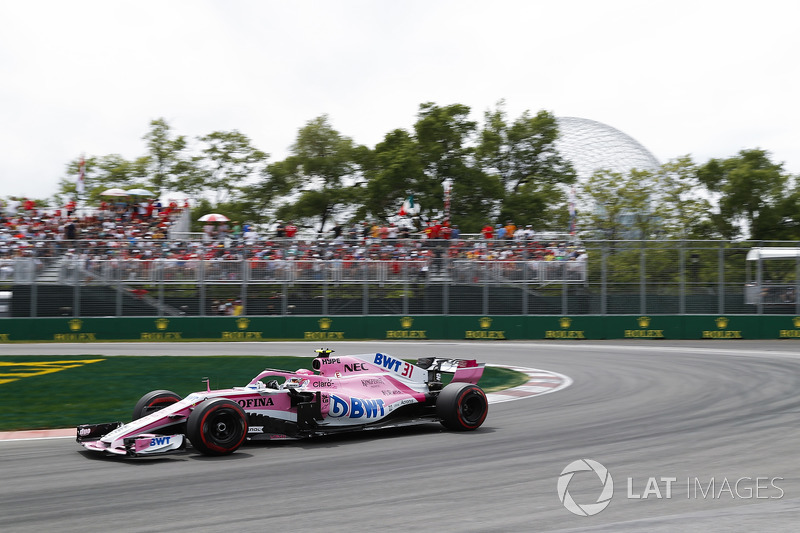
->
[
  {"left": 127, "top": 188, "right": 154, "bottom": 196},
  {"left": 100, "top": 188, "right": 129, "bottom": 196},
  {"left": 198, "top": 214, "right": 230, "bottom": 222}
]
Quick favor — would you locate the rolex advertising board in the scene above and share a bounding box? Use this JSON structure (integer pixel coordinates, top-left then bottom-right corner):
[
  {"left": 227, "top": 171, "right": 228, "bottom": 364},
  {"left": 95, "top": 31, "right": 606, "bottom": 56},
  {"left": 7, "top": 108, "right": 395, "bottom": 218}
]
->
[{"left": 0, "top": 315, "right": 798, "bottom": 342}]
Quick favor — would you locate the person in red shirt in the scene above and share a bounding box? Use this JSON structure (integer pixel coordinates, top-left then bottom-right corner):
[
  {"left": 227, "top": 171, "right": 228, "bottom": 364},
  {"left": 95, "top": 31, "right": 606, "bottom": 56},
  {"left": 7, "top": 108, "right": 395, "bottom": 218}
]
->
[
  {"left": 23, "top": 198, "right": 36, "bottom": 214},
  {"left": 285, "top": 221, "right": 298, "bottom": 239},
  {"left": 440, "top": 221, "right": 452, "bottom": 240},
  {"left": 481, "top": 223, "right": 494, "bottom": 240},
  {"left": 428, "top": 220, "right": 441, "bottom": 240}
]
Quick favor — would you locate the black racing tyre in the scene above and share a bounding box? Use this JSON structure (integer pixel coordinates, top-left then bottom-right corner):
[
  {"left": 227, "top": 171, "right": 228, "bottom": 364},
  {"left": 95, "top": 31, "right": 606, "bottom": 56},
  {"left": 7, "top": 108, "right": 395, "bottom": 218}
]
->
[
  {"left": 436, "top": 382, "right": 488, "bottom": 431},
  {"left": 187, "top": 399, "right": 248, "bottom": 456},
  {"left": 132, "top": 390, "right": 182, "bottom": 421}
]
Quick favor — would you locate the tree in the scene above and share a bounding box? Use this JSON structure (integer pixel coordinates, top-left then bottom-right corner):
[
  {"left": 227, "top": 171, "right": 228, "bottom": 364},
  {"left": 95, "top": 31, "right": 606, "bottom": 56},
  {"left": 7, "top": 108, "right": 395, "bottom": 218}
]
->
[
  {"left": 697, "top": 149, "right": 789, "bottom": 240},
  {"left": 579, "top": 168, "right": 659, "bottom": 241},
  {"left": 412, "top": 102, "right": 501, "bottom": 229},
  {"left": 360, "top": 128, "right": 425, "bottom": 221},
  {"left": 197, "top": 130, "right": 269, "bottom": 205},
  {"left": 141, "top": 118, "right": 196, "bottom": 197},
  {"left": 477, "top": 103, "right": 576, "bottom": 229},
  {"left": 272, "top": 116, "right": 363, "bottom": 233},
  {"left": 235, "top": 163, "right": 295, "bottom": 227},
  {"left": 653, "top": 156, "right": 715, "bottom": 238},
  {"left": 771, "top": 180, "right": 800, "bottom": 239},
  {"left": 56, "top": 154, "right": 146, "bottom": 206}
]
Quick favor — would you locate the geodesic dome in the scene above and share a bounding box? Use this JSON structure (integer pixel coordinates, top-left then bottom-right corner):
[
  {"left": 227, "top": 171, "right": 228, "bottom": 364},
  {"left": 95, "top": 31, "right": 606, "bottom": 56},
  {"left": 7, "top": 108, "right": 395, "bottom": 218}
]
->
[{"left": 555, "top": 117, "right": 660, "bottom": 180}]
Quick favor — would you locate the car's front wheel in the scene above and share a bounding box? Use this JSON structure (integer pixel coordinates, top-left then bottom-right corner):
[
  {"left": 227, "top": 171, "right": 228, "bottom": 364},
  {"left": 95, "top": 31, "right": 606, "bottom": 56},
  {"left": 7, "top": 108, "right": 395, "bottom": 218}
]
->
[
  {"left": 132, "top": 390, "right": 182, "bottom": 421},
  {"left": 187, "top": 399, "right": 248, "bottom": 456},
  {"left": 436, "top": 382, "right": 488, "bottom": 431}
]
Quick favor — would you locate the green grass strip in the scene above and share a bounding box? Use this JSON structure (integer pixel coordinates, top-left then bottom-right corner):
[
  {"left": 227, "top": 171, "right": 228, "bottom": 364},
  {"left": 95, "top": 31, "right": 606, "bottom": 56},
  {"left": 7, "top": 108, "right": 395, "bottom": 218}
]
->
[{"left": 0, "top": 355, "right": 528, "bottom": 431}]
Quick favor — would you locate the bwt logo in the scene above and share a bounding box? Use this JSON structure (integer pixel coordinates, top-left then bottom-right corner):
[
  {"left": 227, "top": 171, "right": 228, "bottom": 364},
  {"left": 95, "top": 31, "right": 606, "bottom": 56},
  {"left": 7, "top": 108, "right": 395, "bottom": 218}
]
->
[
  {"left": 329, "top": 395, "right": 385, "bottom": 419},
  {"left": 557, "top": 459, "right": 614, "bottom": 516}
]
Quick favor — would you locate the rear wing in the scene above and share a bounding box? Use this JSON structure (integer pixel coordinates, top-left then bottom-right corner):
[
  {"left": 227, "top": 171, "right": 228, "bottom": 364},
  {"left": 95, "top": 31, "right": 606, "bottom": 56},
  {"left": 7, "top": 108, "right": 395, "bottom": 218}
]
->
[{"left": 416, "top": 357, "right": 485, "bottom": 384}]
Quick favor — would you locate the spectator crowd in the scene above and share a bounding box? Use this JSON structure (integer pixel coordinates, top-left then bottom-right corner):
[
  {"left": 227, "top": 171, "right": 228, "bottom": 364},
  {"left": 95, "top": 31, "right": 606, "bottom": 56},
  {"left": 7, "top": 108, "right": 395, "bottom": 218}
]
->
[{"left": 0, "top": 196, "right": 586, "bottom": 283}]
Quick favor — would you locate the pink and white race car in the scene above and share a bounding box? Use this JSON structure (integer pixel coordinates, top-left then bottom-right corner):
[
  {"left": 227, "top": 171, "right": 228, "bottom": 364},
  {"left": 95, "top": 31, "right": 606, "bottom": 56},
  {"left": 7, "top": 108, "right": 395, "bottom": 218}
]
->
[{"left": 77, "top": 349, "right": 488, "bottom": 457}]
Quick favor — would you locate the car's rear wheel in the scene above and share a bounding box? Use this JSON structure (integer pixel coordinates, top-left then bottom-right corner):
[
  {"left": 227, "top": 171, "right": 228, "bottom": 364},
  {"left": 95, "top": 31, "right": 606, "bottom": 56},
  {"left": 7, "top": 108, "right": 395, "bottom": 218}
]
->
[
  {"left": 187, "top": 399, "right": 248, "bottom": 456},
  {"left": 436, "top": 382, "right": 488, "bottom": 431},
  {"left": 132, "top": 390, "right": 182, "bottom": 421}
]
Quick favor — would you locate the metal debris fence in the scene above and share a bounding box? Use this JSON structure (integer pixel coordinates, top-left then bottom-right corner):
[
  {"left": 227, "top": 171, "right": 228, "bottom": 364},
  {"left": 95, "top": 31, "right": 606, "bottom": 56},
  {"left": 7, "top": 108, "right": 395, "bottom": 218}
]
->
[{"left": 1, "top": 240, "right": 798, "bottom": 317}]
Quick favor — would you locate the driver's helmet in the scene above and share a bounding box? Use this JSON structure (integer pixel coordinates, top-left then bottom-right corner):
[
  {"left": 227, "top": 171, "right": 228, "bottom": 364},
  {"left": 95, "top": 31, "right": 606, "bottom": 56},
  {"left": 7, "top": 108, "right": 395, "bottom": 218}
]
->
[{"left": 284, "top": 376, "right": 304, "bottom": 389}]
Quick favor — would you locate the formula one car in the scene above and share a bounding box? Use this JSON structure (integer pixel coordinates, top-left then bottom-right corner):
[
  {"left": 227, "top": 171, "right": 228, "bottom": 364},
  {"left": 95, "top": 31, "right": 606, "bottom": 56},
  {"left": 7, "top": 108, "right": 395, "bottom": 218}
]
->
[{"left": 77, "top": 349, "right": 488, "bottom": 457}]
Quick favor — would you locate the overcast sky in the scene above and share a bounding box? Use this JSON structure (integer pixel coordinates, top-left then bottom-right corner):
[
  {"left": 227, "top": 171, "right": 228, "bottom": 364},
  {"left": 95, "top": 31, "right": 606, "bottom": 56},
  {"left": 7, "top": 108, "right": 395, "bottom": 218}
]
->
[{"left": 2, "top": 0, "right": 798, "bottom": 200}]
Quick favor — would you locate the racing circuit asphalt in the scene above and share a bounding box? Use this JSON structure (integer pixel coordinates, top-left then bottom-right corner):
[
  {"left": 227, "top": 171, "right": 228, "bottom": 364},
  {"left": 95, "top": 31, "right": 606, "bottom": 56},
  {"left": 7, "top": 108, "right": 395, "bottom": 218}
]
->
[{"left": 2, "top": 340, "right": 800, "bottom": 532}]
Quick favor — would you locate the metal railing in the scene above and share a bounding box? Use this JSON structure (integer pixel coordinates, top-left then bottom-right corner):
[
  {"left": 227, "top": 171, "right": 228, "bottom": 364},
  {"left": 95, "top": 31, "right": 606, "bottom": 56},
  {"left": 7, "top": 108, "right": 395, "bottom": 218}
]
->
[{"left": 2, "top": 239, "right": 798, "bottom": 317}]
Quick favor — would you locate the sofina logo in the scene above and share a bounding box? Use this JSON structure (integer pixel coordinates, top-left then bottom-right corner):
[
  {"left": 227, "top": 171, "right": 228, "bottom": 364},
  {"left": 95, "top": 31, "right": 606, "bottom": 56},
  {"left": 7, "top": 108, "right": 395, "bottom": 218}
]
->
[
  {"left": 779, "top": 317, "right": 800, "bottom": 338},
  {"left": 546, "top": 317, "right": 586, "bottom": 339},
  {"left": 386, "top": 317, "right": 427, "bottom": 339},
  {"left": 236, "top": 317, "right": 250, "bottom": 330},
  {"left": 558, "top": 459, "right": 614, "bottom": 516},
  {"left": 69, "top": 319, "right": 83, "bottom": 331},
  {"left": 625, "top": 316, "right": 665, "bottom": 338},
  {"left": 703, "top": 316, "right": 742, "bottom": 339},
  {"left": 305, "top": 318, "right": 344, "bottom": 340},
  {"left": 465, "top": 317, "right": 505, "bottom": 339},
  {"left": 155, "top": 318, "right": 169, "bottom": 331}
]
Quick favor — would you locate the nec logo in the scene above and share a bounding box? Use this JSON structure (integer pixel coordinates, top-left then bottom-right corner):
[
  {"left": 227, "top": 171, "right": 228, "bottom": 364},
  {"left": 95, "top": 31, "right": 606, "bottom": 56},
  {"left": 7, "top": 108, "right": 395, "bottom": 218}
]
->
[{"left": 344, "top": 363, "right": 368, "bottom": 372}]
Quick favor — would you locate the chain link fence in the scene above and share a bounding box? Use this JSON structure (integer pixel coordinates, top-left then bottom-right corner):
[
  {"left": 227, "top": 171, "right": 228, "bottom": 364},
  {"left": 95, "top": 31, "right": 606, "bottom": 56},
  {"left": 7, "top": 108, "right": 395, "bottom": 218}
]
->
[{"left": 1, "top": 240, "right": 798, "bottom": 317}]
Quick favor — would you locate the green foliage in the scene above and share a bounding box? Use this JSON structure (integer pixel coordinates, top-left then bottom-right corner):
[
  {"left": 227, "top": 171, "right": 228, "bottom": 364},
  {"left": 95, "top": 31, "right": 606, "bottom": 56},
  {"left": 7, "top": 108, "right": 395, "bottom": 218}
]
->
[
  {"left": 361, "top": 129, "right": 426, "bottom": 221},
  {"left": 273, "top": 115, "right": 365, "bottom": 233},
  {"left": 580, "top": 168, "right": 659, "bottom": 240},
  {"left": 697, "top": 149, "right": 789, "bottom": 240},
  {"left": 654, "top": 156, "right": 715, "bottom": 239},
  {"left": 142, "top": 118, "right": 196, "bottom": 196},
  {"left": 197, "top": 129, "right": 269, "bottom": 205},
  {"left": 43, "top": 108, "right": 800, "bottom": 242},
  {"left": 56, "top": 154, "right": 147, "bottom": 205},
  {"left": 477, "top": 103, "right": 576, "bottom": 230}
]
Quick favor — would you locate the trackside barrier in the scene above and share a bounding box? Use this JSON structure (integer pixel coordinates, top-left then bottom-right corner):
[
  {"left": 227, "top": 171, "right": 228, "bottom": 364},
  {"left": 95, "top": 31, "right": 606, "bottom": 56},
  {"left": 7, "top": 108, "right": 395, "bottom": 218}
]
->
[{"left": 0, "top": 315, "right": 799, "bottom": 342}]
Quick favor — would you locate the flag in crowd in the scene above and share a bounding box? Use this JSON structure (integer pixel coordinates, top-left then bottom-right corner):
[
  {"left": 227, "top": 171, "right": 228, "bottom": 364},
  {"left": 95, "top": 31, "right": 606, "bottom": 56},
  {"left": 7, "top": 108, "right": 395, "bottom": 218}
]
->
[
  {"left": 76, "top": 156, "right": 86, "bottom": 196},
  {"left": 443, "top": 178, "right": 452, "bottom": 224},
  {"left": 568, "top": 186, "right": 577, "bottom": 235},
  {"left": 398, "top": 195, "right": 420, "bottom": 216}
]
